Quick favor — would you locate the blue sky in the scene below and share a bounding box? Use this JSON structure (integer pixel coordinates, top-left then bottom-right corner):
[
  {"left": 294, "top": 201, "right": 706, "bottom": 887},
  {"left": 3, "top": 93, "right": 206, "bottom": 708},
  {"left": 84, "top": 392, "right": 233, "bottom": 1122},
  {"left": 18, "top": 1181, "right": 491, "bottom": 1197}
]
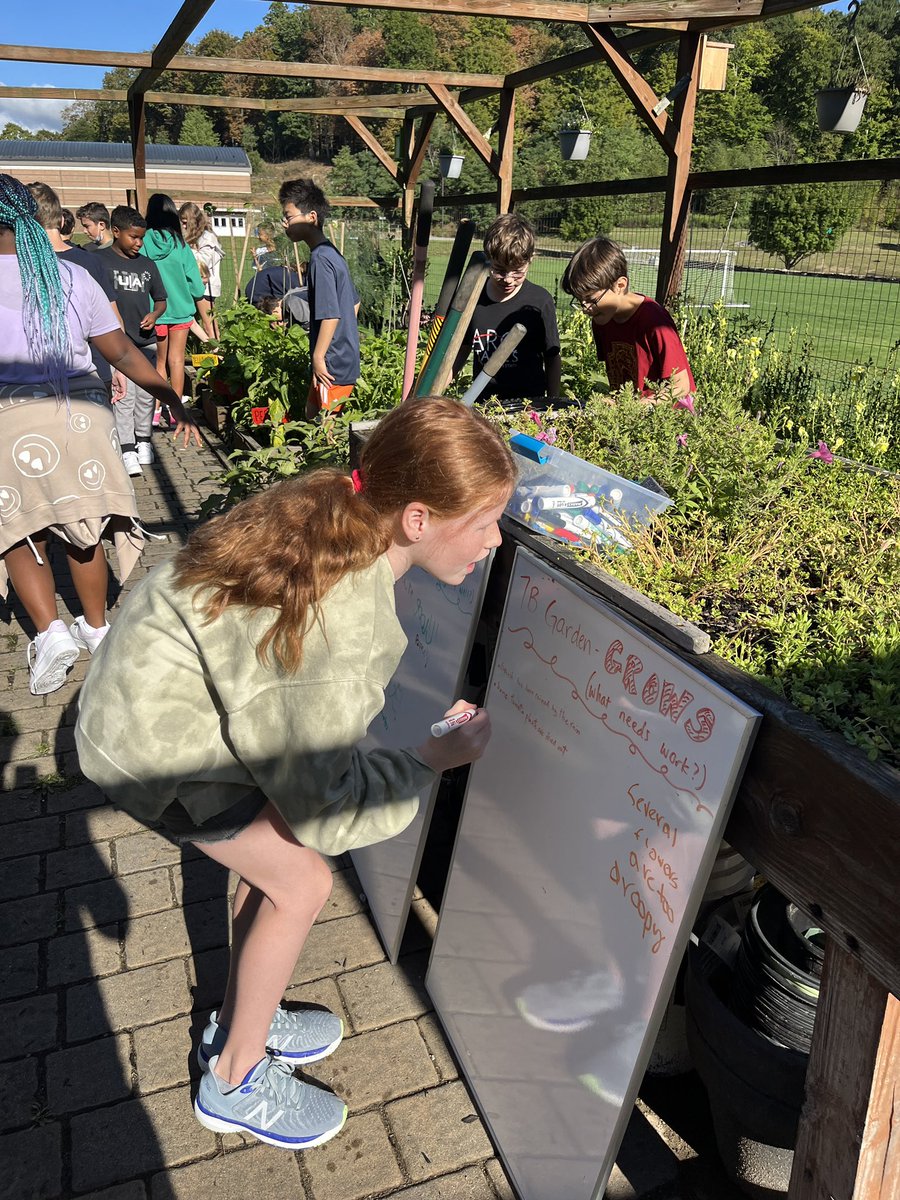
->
[
  {"left": 0, "top": 0, "right": 266, "bottom": 130},
  {"left": 1, "top": 0, "right": 849, "bottom": 132}
]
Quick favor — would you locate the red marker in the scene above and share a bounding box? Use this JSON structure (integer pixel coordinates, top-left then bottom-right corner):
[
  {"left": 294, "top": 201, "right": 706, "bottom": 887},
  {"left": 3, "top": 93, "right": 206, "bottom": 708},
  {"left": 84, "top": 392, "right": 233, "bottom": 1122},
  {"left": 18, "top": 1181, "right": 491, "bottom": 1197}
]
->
[{"left": 431, "top": 710, "right": 477, "bottom": 738}]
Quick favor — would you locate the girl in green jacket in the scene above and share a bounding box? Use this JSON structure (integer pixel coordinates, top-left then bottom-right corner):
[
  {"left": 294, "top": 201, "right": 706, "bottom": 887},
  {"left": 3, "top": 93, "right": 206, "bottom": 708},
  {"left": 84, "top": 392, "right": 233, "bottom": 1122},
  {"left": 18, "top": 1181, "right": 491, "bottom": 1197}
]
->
[
  {"left": 77, "top": 397, "right": 516, "bottom": 1151},
  {"left": 142, "top": 192, "right": 211, "bottom": 412}
]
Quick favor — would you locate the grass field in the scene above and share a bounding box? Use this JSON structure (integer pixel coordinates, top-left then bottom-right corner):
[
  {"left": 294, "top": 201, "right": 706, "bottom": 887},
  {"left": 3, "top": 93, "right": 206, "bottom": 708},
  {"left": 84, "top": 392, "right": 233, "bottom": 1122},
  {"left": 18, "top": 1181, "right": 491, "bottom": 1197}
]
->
[{"left": 217, "top": 224, "right": 900, "bottom": 381}]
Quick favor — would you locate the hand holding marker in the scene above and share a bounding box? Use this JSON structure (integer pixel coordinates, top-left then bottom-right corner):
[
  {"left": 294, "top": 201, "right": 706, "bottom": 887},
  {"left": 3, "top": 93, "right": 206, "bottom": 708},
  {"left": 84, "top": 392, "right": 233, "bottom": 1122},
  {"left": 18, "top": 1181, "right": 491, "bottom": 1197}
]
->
[{"left": 431, "top": 709, "right": 478, "bottom": 737}]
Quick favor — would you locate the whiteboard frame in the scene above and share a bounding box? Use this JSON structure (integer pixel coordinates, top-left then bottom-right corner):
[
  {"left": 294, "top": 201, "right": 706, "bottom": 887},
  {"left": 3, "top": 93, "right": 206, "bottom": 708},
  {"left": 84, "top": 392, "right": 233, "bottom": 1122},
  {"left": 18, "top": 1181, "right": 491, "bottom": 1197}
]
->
[
  {"left": 352, "top": 552, "right": 495, "bottom": 964},
  {"left": 426, "top": 545, "right": 761, "bottom": 1200}
]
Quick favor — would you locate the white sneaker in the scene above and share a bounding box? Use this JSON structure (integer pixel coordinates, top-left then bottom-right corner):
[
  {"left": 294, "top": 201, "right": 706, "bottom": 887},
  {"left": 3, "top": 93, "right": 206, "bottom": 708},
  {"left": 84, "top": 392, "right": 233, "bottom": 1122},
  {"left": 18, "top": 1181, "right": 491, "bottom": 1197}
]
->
[
  {"left": 27, "top": 622, "right": 80, "bottom": 695},
  {"left": 136, "top": 441, "right": 155, "bottom": 466},
  {"left": 122, "top": 450, "right": 142, "bottom": 476},
  {"left": 70, "top": 616, "right": 110, "bottom": 655}
]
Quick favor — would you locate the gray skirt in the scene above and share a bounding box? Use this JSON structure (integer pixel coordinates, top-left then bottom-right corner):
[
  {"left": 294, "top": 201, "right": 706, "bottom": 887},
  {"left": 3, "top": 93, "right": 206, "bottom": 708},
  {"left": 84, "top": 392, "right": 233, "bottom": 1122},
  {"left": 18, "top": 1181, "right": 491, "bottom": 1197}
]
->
[{"left": 0, "top": 378, "right": 144, "bottom": 599}]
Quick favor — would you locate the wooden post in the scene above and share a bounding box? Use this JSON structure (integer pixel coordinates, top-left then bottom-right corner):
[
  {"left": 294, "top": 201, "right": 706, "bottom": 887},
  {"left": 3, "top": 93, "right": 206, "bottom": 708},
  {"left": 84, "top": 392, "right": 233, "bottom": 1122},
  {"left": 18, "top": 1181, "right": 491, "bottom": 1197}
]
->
[
  {"left": 790, "top": 943, "right": 892, "bottom": 1199},
  {"left": 128, "top": 92, "right": 147, "bottom": 214},
  {"left": 403, "top": 113, "right": 435, "bottom": 240},
  {"left": 497, "top": 87, "right": 516, "bottom": 214},
  {"left": 656, "top": 32, "right": 702, "bottom": 305},
  {"left": 854, "top": 994, "right": 900, "bottom": 1199},
  {"left": 234, "top": 216, "right": 253, "bottom": 302}
]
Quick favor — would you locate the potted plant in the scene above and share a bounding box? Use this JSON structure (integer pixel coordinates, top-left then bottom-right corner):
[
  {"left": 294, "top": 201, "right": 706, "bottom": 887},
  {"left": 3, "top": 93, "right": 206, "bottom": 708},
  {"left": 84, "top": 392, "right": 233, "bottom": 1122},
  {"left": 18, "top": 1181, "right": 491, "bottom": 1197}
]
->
[
  {"left": 816, "top": 0, "right": 870, "bottom": 133},
  {"left": 437, "top": 145, "right": 465, "bottom": 179},
  {"left": 559, "top": 98, "right": 593, "bottom": 161}
]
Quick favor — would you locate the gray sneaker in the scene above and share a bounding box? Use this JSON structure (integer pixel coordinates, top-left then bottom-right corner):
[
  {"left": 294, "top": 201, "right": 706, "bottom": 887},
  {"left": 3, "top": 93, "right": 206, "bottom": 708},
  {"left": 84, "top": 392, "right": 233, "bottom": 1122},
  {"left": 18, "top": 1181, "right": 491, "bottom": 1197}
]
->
[
  {"left": 198, "top": 1005, "right": 343, "bottom": 1072},
  {"left": 195, "top": 1054, "right": 347, "bottom": 1149}
]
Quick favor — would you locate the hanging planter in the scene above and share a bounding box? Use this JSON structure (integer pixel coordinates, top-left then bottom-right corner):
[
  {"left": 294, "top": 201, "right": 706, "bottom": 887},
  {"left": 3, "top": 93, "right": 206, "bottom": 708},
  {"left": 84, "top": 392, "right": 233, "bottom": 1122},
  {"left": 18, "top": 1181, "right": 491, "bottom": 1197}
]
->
[
  {"left": 816, "top": 0, "right": 870, "bottom": 133},
  {"left": 816, "top": 86, "right": 869, "bottom": 134},
  {"left": 559, "top": 127, "right": 593, "bottom": 161},
  {"left": 558, "top": 96, "right": 593, "bottom": 162},
  {"left": 438, "top": 151, "right": 464, "bottom": 179}
]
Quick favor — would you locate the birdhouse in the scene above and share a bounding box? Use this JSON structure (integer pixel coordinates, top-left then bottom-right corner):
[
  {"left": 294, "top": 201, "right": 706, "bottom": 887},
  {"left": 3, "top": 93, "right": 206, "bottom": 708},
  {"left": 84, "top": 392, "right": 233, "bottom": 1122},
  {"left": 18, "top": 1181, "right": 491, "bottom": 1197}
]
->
[{"left": 699, "top": 37, "right": 734, "bottom": 92}]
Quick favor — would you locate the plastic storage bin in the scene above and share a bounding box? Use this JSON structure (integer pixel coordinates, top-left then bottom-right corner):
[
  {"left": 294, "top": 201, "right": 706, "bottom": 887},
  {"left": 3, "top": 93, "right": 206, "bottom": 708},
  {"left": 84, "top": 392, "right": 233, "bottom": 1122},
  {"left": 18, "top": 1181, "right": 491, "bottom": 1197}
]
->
[{"left": 506, "top": 436, "right": 672, "bottom": 553}]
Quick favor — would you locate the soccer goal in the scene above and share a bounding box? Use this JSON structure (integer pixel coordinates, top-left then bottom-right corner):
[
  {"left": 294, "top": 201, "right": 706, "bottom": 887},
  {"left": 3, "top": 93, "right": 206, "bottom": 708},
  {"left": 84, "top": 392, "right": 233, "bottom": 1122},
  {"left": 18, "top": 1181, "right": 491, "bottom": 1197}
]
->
[{"left": 623, "top": 246, "right": 738, "bottom": 305}]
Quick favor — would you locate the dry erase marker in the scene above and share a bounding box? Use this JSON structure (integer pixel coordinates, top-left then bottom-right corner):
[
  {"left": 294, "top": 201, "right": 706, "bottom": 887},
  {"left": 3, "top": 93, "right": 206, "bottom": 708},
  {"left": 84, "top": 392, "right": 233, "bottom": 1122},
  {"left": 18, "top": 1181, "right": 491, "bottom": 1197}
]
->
[{"left": 431, "top": 710, "right": 477, "bottom": 738}]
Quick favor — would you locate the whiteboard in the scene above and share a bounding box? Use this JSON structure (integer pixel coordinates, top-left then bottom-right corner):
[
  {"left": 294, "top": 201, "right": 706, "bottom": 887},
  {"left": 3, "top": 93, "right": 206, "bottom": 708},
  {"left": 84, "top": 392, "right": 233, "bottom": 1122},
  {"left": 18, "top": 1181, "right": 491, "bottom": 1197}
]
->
[
  {"left": 427, "top": 548, "right": 760, "bottom": 1200},
  {"left": 352, "top": 558, "right": 491, "bottom": 963}
]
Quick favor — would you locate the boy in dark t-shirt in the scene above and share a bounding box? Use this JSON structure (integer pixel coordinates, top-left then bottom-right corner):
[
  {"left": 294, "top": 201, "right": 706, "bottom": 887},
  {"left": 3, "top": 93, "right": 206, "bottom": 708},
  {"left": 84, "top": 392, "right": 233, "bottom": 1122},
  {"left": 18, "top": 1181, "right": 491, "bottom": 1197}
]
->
[
  {"left": 456, "top": 214, "right": 561, "bottom": 402},
  {"left": 279, "top": 178, "right": 360, "bottom": 419},
  {"left": 562, "top": 236, "right": 694, "bottom": 402},
  {"left": 98, "top": 206, "right": 168, "bottom": 475}
]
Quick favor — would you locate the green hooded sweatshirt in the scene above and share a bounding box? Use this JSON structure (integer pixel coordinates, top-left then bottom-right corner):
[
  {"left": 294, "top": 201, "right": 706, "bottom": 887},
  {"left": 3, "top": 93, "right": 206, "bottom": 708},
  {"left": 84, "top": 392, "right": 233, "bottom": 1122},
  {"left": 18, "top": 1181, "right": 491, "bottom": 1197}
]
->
[
  {"left": 76, "top": 556, "right": 437, "bottom": 856},
  {"left": 140, "top": 229, "right": 206, "bottom": 325}
]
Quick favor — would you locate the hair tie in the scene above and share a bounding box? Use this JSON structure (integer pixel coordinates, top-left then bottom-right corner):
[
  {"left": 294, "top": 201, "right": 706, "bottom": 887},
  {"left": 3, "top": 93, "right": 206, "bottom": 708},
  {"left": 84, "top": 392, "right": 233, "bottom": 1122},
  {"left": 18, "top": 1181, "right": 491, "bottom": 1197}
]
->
[{"left": 351, "top": 468, "right": 364, "bottom": 494}]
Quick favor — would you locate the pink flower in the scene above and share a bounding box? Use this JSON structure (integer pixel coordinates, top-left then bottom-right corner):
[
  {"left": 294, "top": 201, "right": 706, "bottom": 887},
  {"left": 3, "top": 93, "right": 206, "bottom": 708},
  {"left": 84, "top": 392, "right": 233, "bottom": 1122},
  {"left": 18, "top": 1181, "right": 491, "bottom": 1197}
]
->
[
  {"left": 808, "top": 441, "right": 834, "bottom": 464},
  {"left": 673, "top": 394, "right": 696, "bottom": 415},
  {"left": 528, "top": 410, "right": 543, "bottom": 428},
  {"left": 676, "top": 432, "right": 689, "bottom": 448},
  {"left": 534, "top": 427, "right": 558, "bottom": 445}
]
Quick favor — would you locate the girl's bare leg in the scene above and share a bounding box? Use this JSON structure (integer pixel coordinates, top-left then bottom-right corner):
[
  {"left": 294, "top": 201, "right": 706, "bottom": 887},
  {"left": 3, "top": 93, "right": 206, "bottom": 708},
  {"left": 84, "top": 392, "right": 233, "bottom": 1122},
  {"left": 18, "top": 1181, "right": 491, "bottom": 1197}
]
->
[
  {"left": 65, "top": 541, "right": 108, "bottom": 629},
  {"left": 191, "top": 802, "right": 333, "bottom": 1085},
  {"left": 3, "top": 535, "right": 57, "bottom": 630},
  {"left": 166, "top": 326, "right": 191, "bottom": 400}
]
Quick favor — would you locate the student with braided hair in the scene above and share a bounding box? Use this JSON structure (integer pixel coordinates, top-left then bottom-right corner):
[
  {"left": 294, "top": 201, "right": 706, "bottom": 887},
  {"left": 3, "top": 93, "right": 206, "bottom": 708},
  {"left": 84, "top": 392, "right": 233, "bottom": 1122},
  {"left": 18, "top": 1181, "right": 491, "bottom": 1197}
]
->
[{"left": 0, "top": 173, "right": 200, "bottom": 696}]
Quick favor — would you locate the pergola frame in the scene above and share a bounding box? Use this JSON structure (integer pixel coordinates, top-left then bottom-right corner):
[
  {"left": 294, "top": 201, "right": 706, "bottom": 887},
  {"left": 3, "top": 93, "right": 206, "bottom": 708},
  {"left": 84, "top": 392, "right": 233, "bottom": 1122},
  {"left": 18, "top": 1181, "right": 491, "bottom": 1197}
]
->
[{"left": 1, "top": 6, "right": 898, "bottom": 1197}]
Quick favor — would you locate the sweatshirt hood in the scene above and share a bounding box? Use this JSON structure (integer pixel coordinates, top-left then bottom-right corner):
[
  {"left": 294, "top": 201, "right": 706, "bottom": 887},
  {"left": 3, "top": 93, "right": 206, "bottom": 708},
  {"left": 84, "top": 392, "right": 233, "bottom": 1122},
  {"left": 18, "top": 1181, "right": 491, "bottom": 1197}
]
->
[{"left": 142, "top": 229, "right": 179, "bottom": 260}]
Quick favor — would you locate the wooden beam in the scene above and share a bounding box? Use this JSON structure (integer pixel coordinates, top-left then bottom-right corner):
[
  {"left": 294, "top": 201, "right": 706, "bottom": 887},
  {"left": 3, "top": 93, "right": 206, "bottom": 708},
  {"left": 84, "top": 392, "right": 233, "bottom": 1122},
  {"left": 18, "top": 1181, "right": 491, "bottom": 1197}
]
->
[
  {"left": 656, "top": 31, "right": 702, "bottom": 303},
  {"left": 583, "top": 25, "right": 674, "bottom": 155},
  {"left": 854, "top": 995, "right": 900, "bottom": 1200},
  {"left": 0, "top": 42, "right": 506, "bottom": 89},
  {"left": 304, "top": 0, "right": 768, "bottom": 22},
  {"left": 128, "top": 0, "right": 216, "bottom": 97},
  {"left": 588, "top": 0, "right": 763, "bottom": 16},
  {"left": 0, "top": 43, "right": 152, "bottom": 69},
  {"left": 268, "top": 92, "right": 435, "bottom": 112},
  {"left": 128, "top": 91, "right": 147, "bottom": 214},
  {"left": 344, "top": 115, "right": 399, "bottom": 182},
  {"left": 404, "top": 113, "right": 435, "bottom": 231},
  {"left": 497, "top": 87, "right": 516, "bottom": 214},
  {"left": 790, "top": 944, "right": 890, "bottom": 1200},
  {"left": 303, "top": 0, "right": 593, "bottom": 21},
  {"left": 0, "top": 86, "right": 127, "bottom": 102},
  {"left": 427, "top": 83, "right": 499, "bottom": 174}
]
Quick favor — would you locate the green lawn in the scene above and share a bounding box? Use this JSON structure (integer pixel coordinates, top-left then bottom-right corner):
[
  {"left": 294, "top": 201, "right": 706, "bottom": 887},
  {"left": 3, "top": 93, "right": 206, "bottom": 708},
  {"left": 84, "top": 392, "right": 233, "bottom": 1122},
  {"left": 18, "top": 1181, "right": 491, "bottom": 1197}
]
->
[{"left": 217, "top": 230, "right": 899, "bottom": 380}]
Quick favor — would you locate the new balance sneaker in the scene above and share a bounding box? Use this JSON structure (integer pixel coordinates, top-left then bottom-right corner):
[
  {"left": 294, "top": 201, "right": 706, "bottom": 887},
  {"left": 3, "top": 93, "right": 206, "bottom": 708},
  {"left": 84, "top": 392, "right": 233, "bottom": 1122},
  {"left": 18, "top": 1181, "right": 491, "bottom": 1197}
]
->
[
  {"left": 516, "top": 968, "right": 622, "bottom": 1034},
  {"left": 122, "top": 450, "right": 142, "bottom": 476},
  {"left": 198, "top": 1005, "right": 343, "bottom": 1072},
  {"left": 136, "top": 440, "right": 155, "bottom": 466},
  {"left": 69, "top": 616, "right": 110, "bottom": 655},
  {"left": 27, "top": 621, "right": 80, "bottom": 695},
  {"left": 195, "top": 1054, "right": 347, "bottom": 1149}
]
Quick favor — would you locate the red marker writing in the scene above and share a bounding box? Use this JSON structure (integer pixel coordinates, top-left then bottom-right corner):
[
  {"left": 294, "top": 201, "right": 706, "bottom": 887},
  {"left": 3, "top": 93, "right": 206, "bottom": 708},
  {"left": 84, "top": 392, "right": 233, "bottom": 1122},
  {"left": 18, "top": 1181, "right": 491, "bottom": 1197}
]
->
[{"left": 431, "top": 710, "right": 477, "bottom": 738}]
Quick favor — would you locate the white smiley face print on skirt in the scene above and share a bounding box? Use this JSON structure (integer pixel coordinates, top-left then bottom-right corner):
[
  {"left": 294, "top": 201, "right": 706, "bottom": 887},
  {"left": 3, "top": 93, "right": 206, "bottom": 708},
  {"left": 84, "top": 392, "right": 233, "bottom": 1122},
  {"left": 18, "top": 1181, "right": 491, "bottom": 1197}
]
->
[
  {"left": 78, "top": 460, "right": 107, "bottom": 491},
  {"left": 109, "top": 427, "right": 120, "bottom": 454},
  {"left": 0, "top": 486, "right": 23, "bottom": 519},
  {"left": 69, "top": 412, "right": 92, "bottom": 433},
  {"left": 13, "top": 435, "right": 61, "bottom": 478}
]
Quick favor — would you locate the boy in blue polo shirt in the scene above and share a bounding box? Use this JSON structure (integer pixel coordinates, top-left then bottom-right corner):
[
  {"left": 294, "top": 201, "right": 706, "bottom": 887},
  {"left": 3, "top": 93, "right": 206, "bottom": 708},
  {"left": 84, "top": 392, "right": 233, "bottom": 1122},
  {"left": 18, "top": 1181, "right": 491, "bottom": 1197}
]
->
[{"left": 278, "top": 179, "right": 360, "bottom": 420}]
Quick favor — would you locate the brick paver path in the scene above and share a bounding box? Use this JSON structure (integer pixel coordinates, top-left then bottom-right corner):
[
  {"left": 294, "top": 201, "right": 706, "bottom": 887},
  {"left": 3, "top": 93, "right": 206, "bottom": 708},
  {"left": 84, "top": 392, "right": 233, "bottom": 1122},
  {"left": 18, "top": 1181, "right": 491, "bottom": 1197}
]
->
[
  {"left": 1, "top": 418, "right": 741, "bottom": 1200},
  {"left": 0, "top": 423, "right": 521, "bottom": 1200}
]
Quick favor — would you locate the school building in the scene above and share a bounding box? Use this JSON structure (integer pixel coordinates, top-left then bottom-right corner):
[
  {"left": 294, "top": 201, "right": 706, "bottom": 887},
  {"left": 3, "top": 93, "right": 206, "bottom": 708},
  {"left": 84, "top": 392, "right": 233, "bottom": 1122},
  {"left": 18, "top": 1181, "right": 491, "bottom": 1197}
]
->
[{"left": 0, "top": 140, "right": 252, "bottom": 213}]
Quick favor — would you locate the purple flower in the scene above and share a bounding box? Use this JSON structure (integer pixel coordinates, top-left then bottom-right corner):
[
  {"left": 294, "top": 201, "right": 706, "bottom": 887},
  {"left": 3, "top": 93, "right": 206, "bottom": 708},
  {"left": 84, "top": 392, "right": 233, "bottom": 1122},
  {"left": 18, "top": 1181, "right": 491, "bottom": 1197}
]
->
[
  {"left": 673, "top": 394, "right": 696, "bottom": 415},
  {"left": 676, "top": 432, "right": 689, "bottom": 448},
  {"left": 808, "top": 441, "right": 834, "bottom": 464}
]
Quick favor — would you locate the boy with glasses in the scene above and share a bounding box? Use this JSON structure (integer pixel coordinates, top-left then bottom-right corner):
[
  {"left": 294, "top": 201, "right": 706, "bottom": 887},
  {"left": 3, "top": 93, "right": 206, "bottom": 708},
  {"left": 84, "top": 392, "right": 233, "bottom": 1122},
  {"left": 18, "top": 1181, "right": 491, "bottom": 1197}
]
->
[
  {"left": 562, "top": 236, "right": 694, "bottom": 402},
  {"left": 456, "top": 214, "right": 560, "bottom": 401}
]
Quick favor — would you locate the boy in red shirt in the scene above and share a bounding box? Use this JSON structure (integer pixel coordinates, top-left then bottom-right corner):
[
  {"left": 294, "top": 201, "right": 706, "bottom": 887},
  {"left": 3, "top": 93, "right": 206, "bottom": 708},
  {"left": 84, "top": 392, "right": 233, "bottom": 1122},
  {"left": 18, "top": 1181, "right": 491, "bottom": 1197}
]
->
[{"left": 562, "top": 236, "right": 694, "bottom": 402}]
